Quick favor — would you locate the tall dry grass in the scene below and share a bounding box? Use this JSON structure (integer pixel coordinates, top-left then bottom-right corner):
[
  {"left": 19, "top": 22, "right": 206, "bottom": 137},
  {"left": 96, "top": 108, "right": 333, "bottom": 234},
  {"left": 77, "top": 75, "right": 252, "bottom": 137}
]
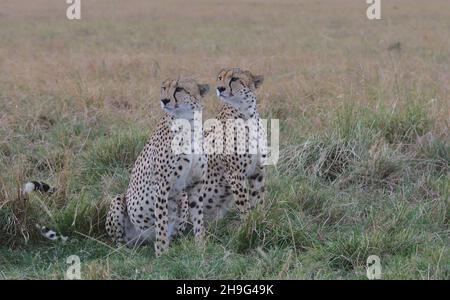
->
[{"left": 0, "top": 0, "right": 448, "bottom": 279}]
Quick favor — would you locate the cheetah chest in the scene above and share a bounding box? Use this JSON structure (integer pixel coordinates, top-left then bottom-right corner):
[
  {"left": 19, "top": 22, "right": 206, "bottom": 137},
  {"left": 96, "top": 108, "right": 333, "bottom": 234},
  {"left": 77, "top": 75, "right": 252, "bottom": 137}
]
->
[
  {"left": 173, "top": 154, "right": 205, "bottom": 193},
  {"left": 244, "top": 155, "right": 259, "bottom": 177}
]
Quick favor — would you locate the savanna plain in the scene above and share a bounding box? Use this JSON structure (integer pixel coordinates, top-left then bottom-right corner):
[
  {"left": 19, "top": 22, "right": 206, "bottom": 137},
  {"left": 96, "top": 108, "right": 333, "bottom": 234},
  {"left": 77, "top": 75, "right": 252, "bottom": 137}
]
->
[{"left": 0, "top": 0, "right": 449, "bottom": 279}]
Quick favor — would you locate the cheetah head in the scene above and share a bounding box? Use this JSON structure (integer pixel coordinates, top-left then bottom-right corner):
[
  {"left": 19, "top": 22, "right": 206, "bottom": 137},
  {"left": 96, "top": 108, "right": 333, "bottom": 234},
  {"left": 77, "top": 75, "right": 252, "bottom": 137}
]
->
[
  {"left": 216, "top": 68, "right": 264, "bottom": 112},
  {"left": 160, "top": 78, "right": 209, "bottom": 120}
]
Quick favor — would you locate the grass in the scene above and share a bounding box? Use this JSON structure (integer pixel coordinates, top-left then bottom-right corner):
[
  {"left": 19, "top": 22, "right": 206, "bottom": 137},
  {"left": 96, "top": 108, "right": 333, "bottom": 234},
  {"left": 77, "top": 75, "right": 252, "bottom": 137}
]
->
[{"left": 0, "top": 0, "right": 449, "bottom": 279}]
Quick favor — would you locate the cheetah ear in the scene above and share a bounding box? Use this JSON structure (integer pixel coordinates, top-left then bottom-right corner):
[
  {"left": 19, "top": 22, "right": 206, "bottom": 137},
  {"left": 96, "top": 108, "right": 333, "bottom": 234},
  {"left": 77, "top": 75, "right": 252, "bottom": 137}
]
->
[
  {"left": 253, "top": 75, "right": 264, "bottom": 89},
  {"left": 198, "top": 84, "right": 210, "bottom": 97}
]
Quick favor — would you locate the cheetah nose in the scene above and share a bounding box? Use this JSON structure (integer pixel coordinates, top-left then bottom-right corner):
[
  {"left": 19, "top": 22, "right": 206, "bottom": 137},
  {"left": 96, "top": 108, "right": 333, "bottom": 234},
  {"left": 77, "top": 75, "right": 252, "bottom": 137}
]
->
[
  {"left": 217, "top": 87, "right": 226, "bottom": 93},
  {"left": 161, "top": 98, "right": 170, "bottom": 105}
]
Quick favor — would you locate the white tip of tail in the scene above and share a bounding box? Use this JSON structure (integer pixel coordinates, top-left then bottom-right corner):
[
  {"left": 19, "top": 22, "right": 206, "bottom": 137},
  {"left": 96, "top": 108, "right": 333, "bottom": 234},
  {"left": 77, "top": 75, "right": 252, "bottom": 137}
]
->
[
  {"left": 24, "top": 182, "right": 35, "bottom": 194},
  {"left": 36, "top": 223, "right": 68, "bottom": 243}
]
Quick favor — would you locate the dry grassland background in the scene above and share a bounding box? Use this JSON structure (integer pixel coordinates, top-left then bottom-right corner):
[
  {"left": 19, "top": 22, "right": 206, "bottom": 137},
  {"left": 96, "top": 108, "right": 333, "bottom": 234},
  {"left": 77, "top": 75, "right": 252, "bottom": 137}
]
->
[{"left": 0, "top": 0, "right": 449, "bottom": 279}]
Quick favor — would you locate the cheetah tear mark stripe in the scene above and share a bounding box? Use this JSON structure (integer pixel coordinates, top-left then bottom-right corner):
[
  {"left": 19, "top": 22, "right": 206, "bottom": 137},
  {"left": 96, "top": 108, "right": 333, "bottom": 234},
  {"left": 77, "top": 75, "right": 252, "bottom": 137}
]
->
[
  {"left": 36, "top": 224, "right": 68, "bottom": 242},
  {"left": 24, "top": 181, "right": 56, "bottom": 194}
]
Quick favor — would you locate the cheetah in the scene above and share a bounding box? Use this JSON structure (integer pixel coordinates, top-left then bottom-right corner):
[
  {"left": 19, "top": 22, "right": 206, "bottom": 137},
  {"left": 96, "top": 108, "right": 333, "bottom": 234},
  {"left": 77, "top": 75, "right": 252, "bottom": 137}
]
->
[
  {"left": 106, "top": 78, "right": 209, "bottom": 256},
  {"left": 191, "top": 68, "right": 266, "bottom": 222}
]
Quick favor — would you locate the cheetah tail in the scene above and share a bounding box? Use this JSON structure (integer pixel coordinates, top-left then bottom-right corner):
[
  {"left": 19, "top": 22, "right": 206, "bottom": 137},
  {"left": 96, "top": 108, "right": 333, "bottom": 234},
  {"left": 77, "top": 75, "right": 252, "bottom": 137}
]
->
[
  {"left": 36, "top": 224, "right": 68, "bottom": 242},
  {"left": 24, "top": 181, "right": 56, "bottom": 194}
]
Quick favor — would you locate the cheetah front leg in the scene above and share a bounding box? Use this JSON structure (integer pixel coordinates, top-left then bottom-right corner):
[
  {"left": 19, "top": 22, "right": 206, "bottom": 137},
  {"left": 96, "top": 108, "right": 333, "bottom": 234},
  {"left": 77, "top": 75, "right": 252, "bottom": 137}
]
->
[
  {"left": 154, "top": 180, "right": 170, "bottom": 257},
  {"left": 105, "top": 194, "right": 127, "bottom": 247},
  {"left": 225, "top": 172, "right": 251, "bottom": 219},
  {"left": 248, "top": 165, "right": 265, "bottom": 209},
  {"left": 189, "top": 181, "right": 206, "bottom": 248},
  {"left": 177, "top": 191, "right": 189, "bottom": 234}
]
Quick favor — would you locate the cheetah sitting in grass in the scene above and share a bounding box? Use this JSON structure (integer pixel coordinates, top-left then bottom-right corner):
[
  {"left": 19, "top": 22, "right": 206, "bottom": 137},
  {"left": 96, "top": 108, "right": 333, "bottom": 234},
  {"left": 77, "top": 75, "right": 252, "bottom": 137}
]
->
[
  {"left": 105, "top": 78, "right": 209, "bottom": 256},
  {"left": 189, "top": 68, "right": 267, "bottom": 222}
]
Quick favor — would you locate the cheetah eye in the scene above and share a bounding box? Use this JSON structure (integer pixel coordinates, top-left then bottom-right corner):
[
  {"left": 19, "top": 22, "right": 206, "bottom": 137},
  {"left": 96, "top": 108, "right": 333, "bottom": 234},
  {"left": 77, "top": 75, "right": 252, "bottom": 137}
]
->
[
  {"left": 218, "top": 76, "right": 222, "bottom": 81},
  {"left": 230, "top": 77, "right": 239, "bottom": 82},
  {"left": 175, "top": 87, "right": 183, "bottom": 93},
  {"left": 162, "top": 87, "right": 166, "bottom": 91}
]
